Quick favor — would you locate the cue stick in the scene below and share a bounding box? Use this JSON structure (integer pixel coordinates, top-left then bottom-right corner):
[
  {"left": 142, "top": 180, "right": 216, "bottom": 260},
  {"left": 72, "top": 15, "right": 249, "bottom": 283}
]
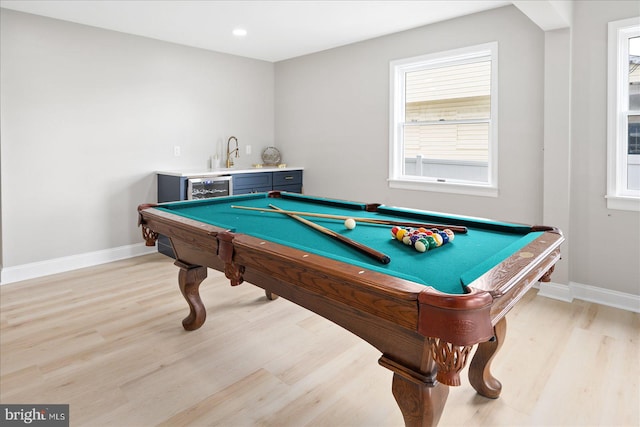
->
[
  {"left": 231, "top": 205, "right": 468, "bottom": 233},
  {"left": 268, "top": 204, "right": 391, "bottom": 265}
]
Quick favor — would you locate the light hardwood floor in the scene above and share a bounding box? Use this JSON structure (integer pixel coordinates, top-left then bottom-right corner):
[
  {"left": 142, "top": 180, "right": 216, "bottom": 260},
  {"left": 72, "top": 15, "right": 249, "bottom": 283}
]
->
[{"left": 1, "top": 253, "right": 638, "bottom": 426}]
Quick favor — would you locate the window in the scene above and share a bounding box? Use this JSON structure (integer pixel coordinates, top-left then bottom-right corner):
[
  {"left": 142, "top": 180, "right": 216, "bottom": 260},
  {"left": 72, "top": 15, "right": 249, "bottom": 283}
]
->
[
  {"left": 389, "top": 43, "right": 498, "bottom": 197},
  {"left": 607, "top": 17, "right": 640, "bottom": 211}
]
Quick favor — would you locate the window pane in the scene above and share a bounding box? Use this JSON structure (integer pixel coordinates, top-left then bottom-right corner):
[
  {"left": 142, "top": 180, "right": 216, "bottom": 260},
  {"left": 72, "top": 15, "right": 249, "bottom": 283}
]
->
[
  {"left": 630, "top": 36, "right": 640, "bottom": 110},
  {"left": 403, "top": 122, "right": 489, "bottom": 182},
  {"left": 405, "top": 61, "right": 491, "bottom": 122},
  {"left": 629, "top": 115, "right": 640, "bottom": 191},
  {"left": 629, "top": 114, "right": 640, "bottom": 155}
]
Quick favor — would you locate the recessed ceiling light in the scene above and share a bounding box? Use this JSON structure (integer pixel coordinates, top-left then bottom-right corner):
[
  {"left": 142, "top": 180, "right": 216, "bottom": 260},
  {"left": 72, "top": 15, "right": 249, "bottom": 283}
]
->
[{"left": 232, "top": 28, "right": 247, "bottom": 37}]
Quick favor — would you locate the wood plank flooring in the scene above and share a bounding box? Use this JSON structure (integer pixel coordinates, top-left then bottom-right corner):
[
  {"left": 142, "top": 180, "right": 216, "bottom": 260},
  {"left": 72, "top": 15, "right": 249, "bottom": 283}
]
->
[{"left": 1, "top": 253, "right": 638, "bottom": 426}]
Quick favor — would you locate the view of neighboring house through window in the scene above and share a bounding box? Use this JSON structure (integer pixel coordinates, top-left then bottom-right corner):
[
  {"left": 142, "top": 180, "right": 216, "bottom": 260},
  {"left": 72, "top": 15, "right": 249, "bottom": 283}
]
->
[{"left": 389, "top": 43, "right": 498, "bottom": 196}]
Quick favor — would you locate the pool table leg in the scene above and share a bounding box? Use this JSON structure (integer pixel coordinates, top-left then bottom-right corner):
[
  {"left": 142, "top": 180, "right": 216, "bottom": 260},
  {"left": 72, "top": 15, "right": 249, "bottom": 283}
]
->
[
  {"left": 176, "top": 261, "right": 208, "bottom": 331},
  {"left": 391, "top": 373, "right": 449, "bottom": 427},
  {"left": 468, "top": 316, "right": 507, "bottom": 398},
  {"left": 264, "top": 290, "right": 279, "bottom": 300},
  {"left": 380, "top": 356, "right": 448, "bottom": 427}
]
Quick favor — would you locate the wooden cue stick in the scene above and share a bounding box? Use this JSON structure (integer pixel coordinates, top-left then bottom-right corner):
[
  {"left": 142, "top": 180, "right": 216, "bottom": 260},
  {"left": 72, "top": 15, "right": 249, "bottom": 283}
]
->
[
  {"left": 268, "top": 204, "right": 391, "bottom": 265},
  {"left": 231, "top": 205, "right": 468, "bottom": 233}
]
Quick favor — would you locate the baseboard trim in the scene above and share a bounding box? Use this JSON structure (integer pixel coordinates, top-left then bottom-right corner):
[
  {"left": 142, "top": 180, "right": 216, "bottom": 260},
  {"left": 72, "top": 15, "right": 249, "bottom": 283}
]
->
[
  {"left": 0, "top": 243, "right": 157, "bottom": 285},
  {"left": 569, "top": 281, "right": 640, "bottom": 313},
  {"left": 536, "top": 281, "right": 573, "bottom": 302},
  {"left": 537, "top": 281, "right": 640, "bottom": 313}
]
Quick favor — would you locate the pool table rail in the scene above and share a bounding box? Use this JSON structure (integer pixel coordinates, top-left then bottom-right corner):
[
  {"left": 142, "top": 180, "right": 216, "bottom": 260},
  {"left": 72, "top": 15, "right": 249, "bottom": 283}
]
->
[
  {"left": 138, "top": 203, "right": 509, "bottom": 340},
  {"left": 463, "top": 229, "right": 563, "bottom": 323}
]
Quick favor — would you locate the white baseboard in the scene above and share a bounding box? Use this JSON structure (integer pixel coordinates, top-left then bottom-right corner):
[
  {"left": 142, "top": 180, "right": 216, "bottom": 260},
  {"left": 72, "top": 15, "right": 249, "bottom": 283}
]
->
[
  {"left": 536, "top": 281, "right": 573, "bottom": 302},
  {"left": 0, "top": 243, "right": 157, "bottom": 285},
  {"left": 537, "top": 281, "right": 640, "bottom": 313}
]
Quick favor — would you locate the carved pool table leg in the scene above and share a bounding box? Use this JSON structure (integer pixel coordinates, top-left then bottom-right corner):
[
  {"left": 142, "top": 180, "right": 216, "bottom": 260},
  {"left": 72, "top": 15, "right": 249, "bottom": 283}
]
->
[
  {"left": 468, "top": 316, "right": 507, "bottom": 398},
  {"left": 391, "top": 373, "right": 449, "bottom": 427},
  {"left": 176, "top": 261, "right": 208, "bottom": 331},
  {"left": 380, "top": 356, "right": 448, "bottom": 427}
]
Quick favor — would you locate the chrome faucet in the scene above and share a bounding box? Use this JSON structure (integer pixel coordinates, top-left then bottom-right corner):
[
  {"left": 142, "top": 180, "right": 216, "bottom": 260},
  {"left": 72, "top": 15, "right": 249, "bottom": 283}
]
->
[{"left": 226, "top": 136, "right": 239, "bottom": 168}]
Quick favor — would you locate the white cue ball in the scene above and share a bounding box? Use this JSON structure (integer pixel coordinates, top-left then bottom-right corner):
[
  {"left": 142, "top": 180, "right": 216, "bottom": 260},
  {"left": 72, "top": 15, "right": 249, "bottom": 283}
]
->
[
  {"left": 415, "top": 241, "right": 427, "bottom": 253},
  {"left": 344, "top": 218, "right": 357, "bottom": 229}
]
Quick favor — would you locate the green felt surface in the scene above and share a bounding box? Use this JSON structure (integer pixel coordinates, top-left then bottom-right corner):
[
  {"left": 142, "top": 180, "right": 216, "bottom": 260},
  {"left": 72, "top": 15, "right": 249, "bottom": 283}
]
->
[{"left": 158, "top": 193, "right": 541, "bottom": 295}]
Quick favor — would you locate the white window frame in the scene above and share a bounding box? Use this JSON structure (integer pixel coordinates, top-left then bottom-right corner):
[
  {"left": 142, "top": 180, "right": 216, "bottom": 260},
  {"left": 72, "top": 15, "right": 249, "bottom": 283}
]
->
[
  {"left": 606, "top": 17, "right": 640, "bottom": 211},
  {"left": 389, "top": 42, "right": 499, "bottom": 197}
]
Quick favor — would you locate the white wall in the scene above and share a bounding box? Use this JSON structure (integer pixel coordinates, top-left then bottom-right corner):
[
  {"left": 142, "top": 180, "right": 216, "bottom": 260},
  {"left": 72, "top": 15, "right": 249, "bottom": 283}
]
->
[{"left": 0, "top": 9, "right": 274, "bottom": 270}]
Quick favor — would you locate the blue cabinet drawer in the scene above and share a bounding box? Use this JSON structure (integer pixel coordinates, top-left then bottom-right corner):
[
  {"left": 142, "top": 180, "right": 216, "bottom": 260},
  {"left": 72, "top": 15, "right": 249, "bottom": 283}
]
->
[
  {"left": 275, "top": 183, "right": 303, "bottom": 193},
  {"left": 273, "top": 170, "right": 302, "bottom": 187},
  {"left": 233, "top": 173, "right": 273, "bottom": 191}
]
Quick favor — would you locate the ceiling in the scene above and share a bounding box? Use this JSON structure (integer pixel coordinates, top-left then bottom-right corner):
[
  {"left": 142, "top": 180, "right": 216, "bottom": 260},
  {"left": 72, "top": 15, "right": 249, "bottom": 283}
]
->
[{"left": 0, "top": 1, "right": 564, "bottom": 63}]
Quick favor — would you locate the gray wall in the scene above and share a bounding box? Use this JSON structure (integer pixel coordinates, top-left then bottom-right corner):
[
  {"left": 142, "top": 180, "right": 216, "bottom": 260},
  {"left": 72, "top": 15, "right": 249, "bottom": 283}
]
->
[
  {"left": 569, "top": 1, "right": 640, "bottom": 294},
  {"left": 2, "top": 3, "right": 639, "bottom": 297},
  {"left": 0, "top": 9, "right": 274, "bottom": 267},
  {"left": 543, "top": 27, "right": 572, "bottom": 285},
  {"left": 275, "top": 3, "right": 640, "bottom": 296},
  {"left": 276, "top": 6, "right": 545, "bottom": 223}
]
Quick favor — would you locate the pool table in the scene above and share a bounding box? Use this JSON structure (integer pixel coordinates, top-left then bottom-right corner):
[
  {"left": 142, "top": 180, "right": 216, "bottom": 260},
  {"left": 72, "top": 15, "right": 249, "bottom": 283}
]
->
[{"left": 137, "top": 191, "right": 563, "bottom": 426}]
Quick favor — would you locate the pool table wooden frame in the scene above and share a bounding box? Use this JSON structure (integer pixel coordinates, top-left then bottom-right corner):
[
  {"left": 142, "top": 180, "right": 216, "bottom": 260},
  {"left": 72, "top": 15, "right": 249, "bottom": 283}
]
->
[{"left": 137, "top": 192, "right": 563, "bottom": 426}]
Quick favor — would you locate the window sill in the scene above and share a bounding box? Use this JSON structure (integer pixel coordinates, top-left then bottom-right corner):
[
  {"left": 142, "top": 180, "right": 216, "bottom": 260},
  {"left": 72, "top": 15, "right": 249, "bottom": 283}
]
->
[
  {"left": 388, "top": 178, "right": 498, "bottom": 197},
  {"left": 605, "top": 194, "right": 640, "bottom": 212}
]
